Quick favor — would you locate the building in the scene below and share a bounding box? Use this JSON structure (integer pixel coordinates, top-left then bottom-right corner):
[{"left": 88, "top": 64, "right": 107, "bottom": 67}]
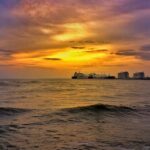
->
[
  {"left": 118, "top": 72, "right": 129, "bottom": 79},
  {"left": 133, "top": 72, "right": 145, "bottom": 79}
]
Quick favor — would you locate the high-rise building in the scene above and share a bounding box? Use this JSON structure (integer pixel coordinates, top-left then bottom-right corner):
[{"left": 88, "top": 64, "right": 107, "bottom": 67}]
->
[{"left": 133, "top": 72, "right": 145, "bottom": 79}]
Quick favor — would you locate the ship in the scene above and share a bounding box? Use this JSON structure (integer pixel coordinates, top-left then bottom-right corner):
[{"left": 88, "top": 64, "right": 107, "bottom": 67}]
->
[{"left": 72, "top": 72, "right": 116, "bottom": 79}]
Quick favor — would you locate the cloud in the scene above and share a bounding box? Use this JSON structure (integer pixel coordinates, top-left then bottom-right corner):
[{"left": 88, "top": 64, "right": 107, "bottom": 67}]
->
[
  {"left": 85, "top": 49, "right": 108, "bottom": 53},
  {"left": 115, "top": 50, "right": 138, "bottom": 56},
  {"left": 102, "top": 64, "right": 128, "bottom": 67},
  {"left": 112, "top": 0, "right": 150, "bottom": 15},
  {"left": 141, "top": 45, "right": 150, "bottom": 51},
  {"left": 0, "top": 49, "right": 12, "bottom": 53},
  {"left": 44, "top": 58, "right": 62, "bottom": 61},
  {"left": 115, "top": 49, "right": 150, "bottom": 61},
  {"left": 137, "top": 53, "right": 150, "bottom": 61},
  {"left": 0, "top": 49, "right": 15, "bottom": 58},
  {"left": 1, "top": 0, "right": 150, "bottom": 51},
  {"left": 0, "top": 0, "right": 150, "bottom": 77},
  {"left": 0, "top": 64, "right": 15, "bottom": 67},
  {"left": 71, "top": 46, "right": 85, "bottom": 49}
]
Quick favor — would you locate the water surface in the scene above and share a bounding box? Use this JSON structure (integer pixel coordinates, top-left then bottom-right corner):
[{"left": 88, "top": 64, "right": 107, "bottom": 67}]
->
[{"left": 0, "top": 79, "right": 150, "bottom": 150}]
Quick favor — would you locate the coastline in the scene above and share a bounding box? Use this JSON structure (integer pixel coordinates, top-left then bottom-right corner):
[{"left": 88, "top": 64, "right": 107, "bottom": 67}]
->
[
  {"left": 72, "top": 77, "right": 150, "bottom": 80},
  {"left": 72, "top": 72, "right": 150, "bottom": 80}
]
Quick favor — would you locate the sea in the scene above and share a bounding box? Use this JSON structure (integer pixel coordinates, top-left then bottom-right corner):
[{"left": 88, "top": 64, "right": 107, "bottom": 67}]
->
[{"left": 0, "top": 79, "right": 150, "bottom": 150}]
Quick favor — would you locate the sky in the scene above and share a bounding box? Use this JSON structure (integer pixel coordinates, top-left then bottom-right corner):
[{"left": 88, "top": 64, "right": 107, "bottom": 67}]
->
[{"left": 0, "top": 0, "right": 150, "bottom": 78}]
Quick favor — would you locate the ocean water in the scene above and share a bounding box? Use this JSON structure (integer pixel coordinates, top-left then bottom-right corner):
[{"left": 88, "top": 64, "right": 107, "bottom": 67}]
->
[{"left": 0, "top": 79, "right": 150, "bottom": 150}]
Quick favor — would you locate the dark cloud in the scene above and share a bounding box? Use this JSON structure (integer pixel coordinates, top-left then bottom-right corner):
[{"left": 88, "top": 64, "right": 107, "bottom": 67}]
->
[
  {"left": 79, "top": 63, "right": 127, "bottom": 68},
  {"left": 85, "top": 49, "right": 108, "bottom": 53},
  {"left": 44, "top": 58, "right": 62, "bottom": 61},
  {"left": 0, "top": 64, "right": 15, "bottom": 67},
  {"left": 0, "top": 49, "right": 16, "bottom": 53},
  {"left": 0, "top": 49, "right": 15, "bottom": 58},
  {"left": 137, "top": 53, "right": 150, "bottom": 61},
  {"left": 115, "top": 49, "right": 150, "bottom": 61},
  {"left": 141, "top": 45, "right": 150, "bottom": 51},
  {"left": 115, "top": 50, "right": 138, "bottom": 56},
  {"left": 102, "top": 64, "right": 128, "bottom": 67},
  {"left": 128, "top": 13, "right": 150, "bottom": 37},
  {"left": 113, "top": 0, "right": 150, "bottom": 15},
  {"left": 71, "top": 46, "right": 85, "bottom": 49},
  {"left": 0, "top": 0, "right": 19, "bottom": 9},
  {"left": 70, "top": 40, "right": 96, "bottom": 44}
]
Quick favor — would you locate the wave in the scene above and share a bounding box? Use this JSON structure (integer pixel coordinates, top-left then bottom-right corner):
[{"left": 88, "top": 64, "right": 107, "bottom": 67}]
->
[
  {"left": 0, "top": 81, "right": 20, "bottom": 87},
  {"left": 63, "top": 104, "right": 136, "bottom": 114},
  {"left": 0, "top": 81, "right": 11, "bottom": 86},
  {"left": 0, "top": 80, "right": 42, "bottom": 88},
  {"left": 0, "top": 107, "right": 30, "bottom": 117}
]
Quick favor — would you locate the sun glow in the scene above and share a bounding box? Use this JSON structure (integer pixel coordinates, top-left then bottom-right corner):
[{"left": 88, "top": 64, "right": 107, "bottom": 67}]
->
[
  {"left": 46, "top": 49, "right": 108, "bottom": 63},
  {"left": 53, "top": 23, "right": 88, "bottom": 41},
  {"left": 41, "top": 28, "right": 52, "bottom": 34},
  {"left": 11, "top": 46, "right": 109, "bottom": 69}
]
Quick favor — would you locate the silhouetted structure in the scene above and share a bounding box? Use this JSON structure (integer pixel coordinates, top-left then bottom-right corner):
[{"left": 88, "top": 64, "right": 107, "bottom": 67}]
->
[
  {"left": 72, "top": 71, "right": 150, "bottom": 80},
  {"left": 145, "top": 77, "right": 150, "bottom": 80},
  {"left": 72, "top": 72, "right": 115, "bottom": 79},
  {"left": 133, "top": 72, "right": 145, "bottom": 79},
  {"left": 118, "top": 72, "right": 129, "bottom": 79},
  {"left": 72, "top": 72, "right": 88, "bottom": 79}
]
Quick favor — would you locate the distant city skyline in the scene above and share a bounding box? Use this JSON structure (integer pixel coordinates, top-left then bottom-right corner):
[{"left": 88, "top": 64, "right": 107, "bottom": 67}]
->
[
  {"left": 72, "top": 71, "right": 149, "bottom": 79},
  {"left": 0, "top": 0, "right": 150, "bottom": 78}
]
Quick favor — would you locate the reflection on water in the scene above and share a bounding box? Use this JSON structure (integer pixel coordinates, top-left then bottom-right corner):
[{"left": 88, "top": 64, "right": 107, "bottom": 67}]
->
[{"left": 0, "top": 79, "right": 150, "bottom": 149}]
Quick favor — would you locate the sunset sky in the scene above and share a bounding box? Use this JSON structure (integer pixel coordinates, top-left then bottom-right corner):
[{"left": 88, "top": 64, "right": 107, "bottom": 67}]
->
[{"left": 0, "top": 0, "right": 150, "bottom": 78}]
